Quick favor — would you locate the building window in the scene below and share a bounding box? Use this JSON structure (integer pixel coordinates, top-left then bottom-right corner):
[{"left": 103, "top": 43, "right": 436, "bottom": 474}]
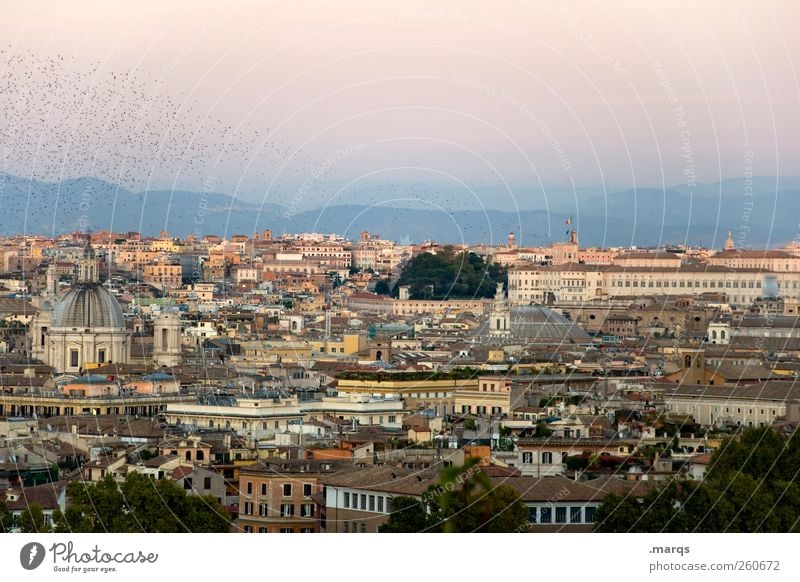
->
[
  {"left": 300, "top": 504, "right": 315, "bottom": 517},
  {"left": 369, "top": 495, "right": 375, "bottom": 511},
  {"left": 540, "top": 507, "right": 552, "bottom": 523},
  {"left": 258, "top": 527, "right": 267, "bottom": 533},
  {"left": 585, "top": 507, "right": 596, "bottom": 523},
  {"left": 528, "top": 507, "right": 537, "bottom": 523},
  {"left": 259, "top": 503, "right": 268, "bottom": 517},
  {"left": 343, "top": 492, "right": 350, "bottom": 508},
  {"left": 70, "top": 349, "right": 79, "bottom": 368},
  {"left": 541, "top": 452, "right": 553, "bottom": 464},
  {"left": 204, "top": 477, "right": 212, "bottom": 490},
  {"left": 570, "top": 507, "right": 582, "bottom": 523},
  {"left": 243, "top": 525, "right": 252, "bottom": 533},
  {"left": 555, "top": 507, "right": 567, "bottom": 523},
  {"left": 360, "top": 494, "right": 367, "bottom": 510},
  {"left": 522, "top": 452, "right": 534, "bottom": 464},
  {"left": 377, "top": 496, "right": 384, "bottom": 513},
  {"left": 303, "top": 483, "right": 312, "bottom": 497},
  {"left": 98, "top": 349, "right": 106, "bottom": 364},
  {"left": 360, "top": 522, "right": 367, "bottom": 533},
  {"left": 283, "top": 483, "right": 292, "bottom": 497},
  {"left": 343, "top": 521, "right": 349, "bottom": 533},
  {"left": 246, "top": 481, "right": 252, "bottom": 494},
  {"left": 300, "top": 527, "right": 313, "bottom": 533},
  {"left": 280, "top": 503, "right": 295, "bottom": 517},
  {"left": 243, "top": 501, "right": 253, "bottom": 515},
  {"left": 261, "top": 483, "right": 267, "bottom": 495},
  {"left": 279, "top": 528, "right": 293, "bottom": 533}
]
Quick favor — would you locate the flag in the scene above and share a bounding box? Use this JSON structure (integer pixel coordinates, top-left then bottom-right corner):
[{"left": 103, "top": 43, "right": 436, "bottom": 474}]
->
[{"left": 565, "top": 217, "right": 572, "bottom": 225}]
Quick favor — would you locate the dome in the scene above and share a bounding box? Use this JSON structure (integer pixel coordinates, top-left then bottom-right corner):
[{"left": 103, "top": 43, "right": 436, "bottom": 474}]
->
[
  {"left": 508, "top": 306, "right": 589, "bottom": 341},
  {"left": 51, "top": 283, "right": 126, "bottom": 329}
]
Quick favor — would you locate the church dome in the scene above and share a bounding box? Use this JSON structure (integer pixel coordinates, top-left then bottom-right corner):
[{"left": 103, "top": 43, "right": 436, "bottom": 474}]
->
[{"left": 51, "top": 283, "right": 126, "bottom": 329}]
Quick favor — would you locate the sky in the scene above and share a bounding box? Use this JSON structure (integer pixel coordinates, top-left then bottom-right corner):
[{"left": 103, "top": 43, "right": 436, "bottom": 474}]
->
[{"left": 0, "top": 0, "right": 798, "bottom": 212}]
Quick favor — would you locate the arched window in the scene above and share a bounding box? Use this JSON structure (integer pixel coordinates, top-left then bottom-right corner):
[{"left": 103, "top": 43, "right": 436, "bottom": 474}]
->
[
  {"left": 712, "top": 330, "right": 717, "bottom": 339},
  {"left": 720, "top": 330, "right": 726, "bottom": 339},
  {"left": 684, "top": 355, "right": 692, "bottom": 368},
  {"left": 196, "top": 450, "right": 205, "bottom": 461},
  {"left": 185, "top": 450, "right": 192, "bottom": 461}
]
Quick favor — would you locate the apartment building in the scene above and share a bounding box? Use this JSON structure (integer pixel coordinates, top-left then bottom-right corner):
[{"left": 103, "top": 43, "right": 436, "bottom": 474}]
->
[{"left": 238, "top": 460, "right": 340, "bottom": 533}]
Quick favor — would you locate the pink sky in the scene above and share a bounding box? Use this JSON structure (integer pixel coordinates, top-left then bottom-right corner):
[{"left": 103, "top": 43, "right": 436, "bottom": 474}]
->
[{"left": 1, "top": 0, "right": 798, "bottom": 208}]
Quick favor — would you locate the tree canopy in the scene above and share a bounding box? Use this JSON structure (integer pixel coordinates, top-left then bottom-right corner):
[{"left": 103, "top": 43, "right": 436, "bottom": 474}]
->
[
  {"left": 0, "top": 500, "right": 13, "bottom": 533},
  {"left": 374, "top": 279, "right": 391, "bottom": 295},
  {"left": 595, "top": 427, "right": 800, "bottom": 532},
  {"left": 18, "top": 503, "right": 47, "bottom": 533},
  {"left": 392, "top": 247, "right": 507, "bottom": 299},
  {"left": 52, "top": 472, "right": 231, "bottom": 533},
  {"left": 379, "top": 460, "right": 528, "bottom": 533}
]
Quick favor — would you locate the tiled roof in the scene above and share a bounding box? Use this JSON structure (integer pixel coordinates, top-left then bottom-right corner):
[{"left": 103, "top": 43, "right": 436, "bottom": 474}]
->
[
  {"left": 321, "top": 465, "right": 441, "bottom": 495},
  {"left": 2, "top": 480, "right": 68, "bottom": 511}
]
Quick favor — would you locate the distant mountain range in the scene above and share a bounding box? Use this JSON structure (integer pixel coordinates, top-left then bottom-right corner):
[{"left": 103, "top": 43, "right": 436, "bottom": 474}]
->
[{"left": 1, "top": 173, "right": 798, "bottom": 247}]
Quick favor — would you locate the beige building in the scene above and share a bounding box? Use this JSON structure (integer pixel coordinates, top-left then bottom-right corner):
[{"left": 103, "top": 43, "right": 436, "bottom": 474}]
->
[
  {"left": 335, "top": 374, "right": 479, "bottom": 416},
  {"left": 708, "top": 249, "right": 800, "bottom": 271},
  {"left": 454, "top": 376, "right": 515, "bottom": 416},
  {"left": 510, "top": 261, "right": 800, "bottom": 307},
  {"left": 508, "top": 262, "right": 605, "bottom": 304},
  {"left": 142, "top": 264, "right": 183, "bottom": 289},
  {"left": 662, "top": 381, "right": 800, "bottom": 428}
]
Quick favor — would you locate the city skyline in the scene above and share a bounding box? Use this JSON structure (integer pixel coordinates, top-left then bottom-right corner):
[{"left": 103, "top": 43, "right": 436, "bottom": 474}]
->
[{"left": 3, "top": 0, "right": 800, "bottom": 565}]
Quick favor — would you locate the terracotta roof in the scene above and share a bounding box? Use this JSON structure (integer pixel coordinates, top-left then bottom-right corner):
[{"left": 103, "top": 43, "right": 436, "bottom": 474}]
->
[
  {"left": 2, "top": 480, "right": 68, "bottom": 511},
  {"left": 662, "top": 380, "right": 800, "bottom": 402},
  {"left": 712, "top": 250, "right": 796, "bottom": 259},
  {"left": 495, "top": 476, "right": 612, "bottom": 502},
  {"left": 171, "top": 465, "right": 193, "bottom": 480},
  {"left": 321, "top": 465, "right": 441, "bottom": 495},
  {"left": 142, "top": 454, "right": 178, "bottom": 468},
  {"left": 581, "top": 476, "right": 662, "bottom": 498}
]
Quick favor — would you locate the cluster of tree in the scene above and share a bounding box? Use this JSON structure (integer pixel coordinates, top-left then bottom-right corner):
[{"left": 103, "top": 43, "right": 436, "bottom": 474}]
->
[
  {"left": 595, "top": 427, "right": 800, "bottom": 532},
  {"left": 378, "top": 460, "right": 528, "bottom": 533},
  {"left": 1, "top": 473, "right": 231, "bottom": 533},
  {"left": 1, "top": 501, "right": 58, "bottom": 534},
  {"left": 391, "top": 247, "right": 507, "bottom": 299}
]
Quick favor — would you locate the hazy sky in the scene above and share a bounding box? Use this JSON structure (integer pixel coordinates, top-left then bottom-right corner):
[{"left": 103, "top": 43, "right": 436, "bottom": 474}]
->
[{"left": 1, "top": 0, "right": 798, "bottom": 212}]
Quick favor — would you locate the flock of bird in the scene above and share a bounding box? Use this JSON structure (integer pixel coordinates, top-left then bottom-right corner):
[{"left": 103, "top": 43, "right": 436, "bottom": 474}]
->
[
  {"left": 0, "top": 48, "right": 528, "bottom": 242},
  {"left": 0, "top": 48, "right": 307, "bottom": 235}
]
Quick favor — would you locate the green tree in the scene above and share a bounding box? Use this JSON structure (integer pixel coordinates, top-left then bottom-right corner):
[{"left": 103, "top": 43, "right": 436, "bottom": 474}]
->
[
  {"left": 378, "top": 496, "right": 430, "bottom": 533},
  {"left": 0, "top": 500, "right": 13, "bottom": 533},
  {"left": 18, "top": 503, "right": 48, "bottom": 533},
  {"left": 58, "top": 473, "right": 231, "bottom": 533},
  {"left": 594, "top": 427, "right": 800, "bottom": 533},
  {"left": 392, "top": 248, "right": 507, "bottom": 299},
  {"left": 435, "top": 461, "right": 527, "bottom": 532},
  {"left": 374, "top": 279, "right": 391, "bottom": 295}
]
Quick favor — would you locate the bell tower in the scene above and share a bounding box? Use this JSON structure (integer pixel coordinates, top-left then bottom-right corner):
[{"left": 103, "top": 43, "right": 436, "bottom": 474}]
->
[
  {"left": 490, "top": 282, "right": 510, "bottom": 337},
  {"left": 677, "top": 347, "right": 706, "bottom": 385},
  {"left": 153, "top": 312, "right": 182, "bottom": 366}
]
